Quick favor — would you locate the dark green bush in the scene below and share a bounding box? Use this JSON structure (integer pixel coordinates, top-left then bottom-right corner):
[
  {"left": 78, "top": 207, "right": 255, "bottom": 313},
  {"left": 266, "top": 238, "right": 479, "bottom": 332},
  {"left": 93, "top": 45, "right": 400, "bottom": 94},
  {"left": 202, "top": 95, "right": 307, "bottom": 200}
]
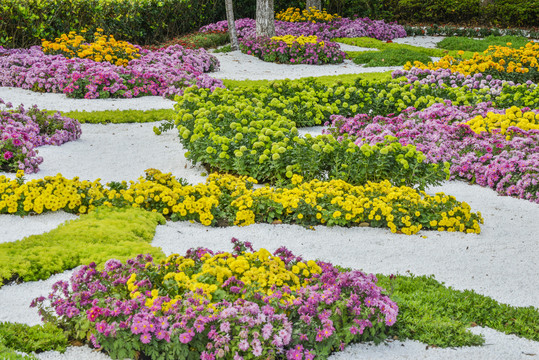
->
[
  {"left": 0, "top": 0, "right": 226, "bottom": 48},
  {"left": 384, "top": 0, "right": 538, "bottom": 27}
]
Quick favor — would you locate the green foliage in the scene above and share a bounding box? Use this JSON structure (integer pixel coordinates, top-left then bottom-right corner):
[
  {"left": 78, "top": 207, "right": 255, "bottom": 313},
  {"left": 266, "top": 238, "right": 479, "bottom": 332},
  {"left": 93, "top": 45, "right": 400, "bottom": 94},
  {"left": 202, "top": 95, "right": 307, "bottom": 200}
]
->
[
  {"left": 47, "top": 109, "right": 176, "bottom": 124},
  {"left": 0, "top": 207, "right": 165, "bottom": 287},
  {"left": 353, "top": 48, "right": 433, "bottom": 67},
  {"left": 213, "top": 44, "right": 233, "bottom": 53},
  {"left": 0, "top": 322, "right": 67, "bottom": 354},
  {"left": 336, "top": 37, "right": 475, "bottom": 59},
  {"left": 171, "top": 81, "right": 450, "bottom": 188},
  {"left": 221, "top": 72, "right": 392, "bottom": 89},
  {"left": 383, "top": 0, "right": 538, "bottom": 28},
  {"left": 0, "top": 340, "right": 37, "bottom": 360},
  {"left": 377, "top": 274, "right": 539, "bottom": 346},
  {"left": 437, "top": 35, "right": 532, "bottom": 53},
  {"left": 0, "top": 0, "right": 226, "bottom": 48},
  {"left": 404, "top": 24, "right": 539, "bottom": 39}
]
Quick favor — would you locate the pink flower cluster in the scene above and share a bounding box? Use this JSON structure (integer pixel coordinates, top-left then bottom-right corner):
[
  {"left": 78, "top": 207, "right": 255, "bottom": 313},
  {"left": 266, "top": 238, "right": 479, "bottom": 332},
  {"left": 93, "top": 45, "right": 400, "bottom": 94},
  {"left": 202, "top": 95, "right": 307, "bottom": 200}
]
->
[
  {"left": 240, "top": 36, "right": 346, "bottom": 65},
  {"left": 32, "top": 241, "right": 398, "bottom": 360},
  {"left": 0, "top": 98, "right": 81, "bottom": 173},
  {"left": 326, "top": 102, "right": 539, "bottom": 203},
  {"left": 0, "top": 45, "right": 224, "bottom": 99},
  {"left": 200, "top": 17, "right": 406, "bottom": 41}
]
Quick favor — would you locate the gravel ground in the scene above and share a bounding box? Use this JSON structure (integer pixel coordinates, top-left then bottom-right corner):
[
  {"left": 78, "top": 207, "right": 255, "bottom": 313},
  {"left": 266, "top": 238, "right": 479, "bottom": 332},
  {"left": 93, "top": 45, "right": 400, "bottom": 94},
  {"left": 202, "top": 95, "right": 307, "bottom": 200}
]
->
[{"left": 0, "top": 35, "right": 538, "bottom": 360}]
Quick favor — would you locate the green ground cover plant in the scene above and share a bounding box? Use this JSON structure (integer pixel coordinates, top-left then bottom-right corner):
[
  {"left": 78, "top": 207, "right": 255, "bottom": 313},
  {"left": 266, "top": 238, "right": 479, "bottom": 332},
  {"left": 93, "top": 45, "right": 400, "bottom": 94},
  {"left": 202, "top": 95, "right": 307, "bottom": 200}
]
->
[
  {"left": 353, "top": 48, "right": 433, "bottom": 67},
  {"left": 221, "top": 72, "right": 393, "bottom": 89},
  {"left": 335, "top": 37, "right": 475, "bottom": 58},
  {"left": 436, "top": 35, "right": 532, "bottom": 53},
  {"left": 0, "top": 322, "right": 67, "bottom": 355},
  {"left": 0, "top": 207, "right": 165, "bottom": 287},
  {"left": 377, "top": 274, "right": 539, "bottom": 346},
  {"left": 48, "top": 109, "right": 175, "bottom": 124}
]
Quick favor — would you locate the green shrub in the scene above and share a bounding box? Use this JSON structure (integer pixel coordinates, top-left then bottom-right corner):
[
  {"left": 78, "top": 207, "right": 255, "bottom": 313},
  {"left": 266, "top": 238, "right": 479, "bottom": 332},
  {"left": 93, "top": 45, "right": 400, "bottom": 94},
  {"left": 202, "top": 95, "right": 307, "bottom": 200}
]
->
[
  {"left": 49, "top": 109, "right": 175, "bottom": 124},
  {"left": 378, "top": 274, "right": 539, "bottom": 346},
  {"left": 0, "top": 340, "right": 37, "bottom": 360},
  {"left": 0, "top": 207, "right": 165, "bottom": 287},
  {"left": 0, "top": 0, "right": 226, "bottom": 48},
  {"left": 170, "top": 82, "right": 450, "bottom": 188},
  {"left": 353, "top": 48, "right": 433, "bottom": 67},
  {"left": 383, "top": 0, "right": 538, "bottom": 28},
  {"left": 0, "top": 322, "right": 67, "bottom": 354},
  {"left": 437, "top": 35, "right": 532, "bottom": 53}
]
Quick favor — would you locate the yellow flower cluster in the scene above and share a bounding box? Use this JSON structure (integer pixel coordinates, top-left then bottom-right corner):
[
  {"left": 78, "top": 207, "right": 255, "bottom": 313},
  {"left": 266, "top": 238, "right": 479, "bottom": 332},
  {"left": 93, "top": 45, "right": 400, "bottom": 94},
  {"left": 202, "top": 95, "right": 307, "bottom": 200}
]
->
[
  {"left": 41, "top": 28, "right": 140, "bottom": 66},
  {"left": 271, "top": 35, "right": 324, "bottom": 47},
  {"left": 132, "top": 249, "right": 323, "bottom": 311},
  {"left": 0, "top": 169, "right": 483, "bottom": 234},
  {"left": 276, "top": 7, "right": 341, "bottom": 23},
  {"left": 466, "top": 106, "right": 539, "bottom": 138},
  {"left": 404, "top": 41, "right": 538, "bottom": 77}
]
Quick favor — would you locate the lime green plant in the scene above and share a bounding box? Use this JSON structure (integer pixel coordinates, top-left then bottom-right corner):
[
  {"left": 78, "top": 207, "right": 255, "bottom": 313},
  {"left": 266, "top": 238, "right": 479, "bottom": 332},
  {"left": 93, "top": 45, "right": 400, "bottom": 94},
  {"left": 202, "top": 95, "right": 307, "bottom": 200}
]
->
[{"left": 0, "top": 207, "right": 165, "bottom": 286}]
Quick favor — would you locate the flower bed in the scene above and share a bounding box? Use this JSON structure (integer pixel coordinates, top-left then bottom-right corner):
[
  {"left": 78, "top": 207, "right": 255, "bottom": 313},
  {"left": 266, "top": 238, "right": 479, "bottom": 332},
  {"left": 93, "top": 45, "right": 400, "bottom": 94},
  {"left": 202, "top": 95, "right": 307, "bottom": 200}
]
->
[
  {"left": 32, "top": 239, "right": 398, "bottom": 360},
  {"left": 42, "top": 29, "right": 141, "bottom": 66},
  {"left": 0, "top": 36, "right": 223, "bottom": 99},
  {"left": 0, "top": 99, "right": 81, "bottom": 173},
  {"left": 326, "top": 103, "right": 539, "bottom": 202},
  {"left": 276, "top": 7, "right": 341, "bottom": 23},
  {"left": 405, "top": 42, "right": 539, "bottom": 83},
  {"left": 200, "top": 17, "right": 407, "bottom": 42},
  {"left": 0, "top": 169, "right": 483, "bottom": 234},
  {"left": 240, "top": 35, "right": 346, "bottom": 65}
]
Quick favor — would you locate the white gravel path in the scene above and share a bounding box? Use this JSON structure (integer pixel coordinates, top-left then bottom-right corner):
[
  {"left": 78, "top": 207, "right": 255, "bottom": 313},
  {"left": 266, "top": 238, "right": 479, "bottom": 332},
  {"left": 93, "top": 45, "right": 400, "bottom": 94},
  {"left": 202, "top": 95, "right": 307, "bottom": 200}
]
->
[{"left": 0, "top": 35, "right": 538, "bottom": 360}]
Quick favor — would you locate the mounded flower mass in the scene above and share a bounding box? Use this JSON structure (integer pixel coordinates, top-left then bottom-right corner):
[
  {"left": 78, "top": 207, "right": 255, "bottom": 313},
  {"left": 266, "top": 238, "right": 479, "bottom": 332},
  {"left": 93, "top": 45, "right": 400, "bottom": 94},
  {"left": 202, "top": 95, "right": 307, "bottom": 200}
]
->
[{"left": 33, "top": 239, "right": 398, "bottom": 360}]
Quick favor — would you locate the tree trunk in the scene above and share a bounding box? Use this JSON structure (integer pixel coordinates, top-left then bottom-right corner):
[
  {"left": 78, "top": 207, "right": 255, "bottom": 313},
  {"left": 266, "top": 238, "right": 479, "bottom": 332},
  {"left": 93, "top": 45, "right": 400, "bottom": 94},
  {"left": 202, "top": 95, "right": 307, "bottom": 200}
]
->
[
  {"left": 256, "top": 0, "right": 275, "bottom": 37},
  {"left": 225, "top": 0, "right": 239, "bottom": 50},
  {"left": 306, "top": 0, "right": 322, "bottom": 11}
]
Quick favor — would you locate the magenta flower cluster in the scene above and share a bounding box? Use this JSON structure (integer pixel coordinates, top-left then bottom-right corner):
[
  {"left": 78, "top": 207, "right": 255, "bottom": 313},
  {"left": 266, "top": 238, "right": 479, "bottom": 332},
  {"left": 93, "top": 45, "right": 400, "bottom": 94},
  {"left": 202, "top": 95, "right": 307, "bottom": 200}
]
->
[
  {"left": 32, "top": 240, "right": 398, "bottom": 360},
  {"left": 326, "top": 101, "right": 539, "bottom": 203},
  {"left": 240, "top": 36, "right": 346, "bottom": 65},
  {"left": 0, "top": 98, "right": 81, "bottom": 173},
  {"left": 0, "top": 45, "right": 224, "bottom": 99},
  {"left": 200, "top": 17, "right": 406, "bottom": 42}
]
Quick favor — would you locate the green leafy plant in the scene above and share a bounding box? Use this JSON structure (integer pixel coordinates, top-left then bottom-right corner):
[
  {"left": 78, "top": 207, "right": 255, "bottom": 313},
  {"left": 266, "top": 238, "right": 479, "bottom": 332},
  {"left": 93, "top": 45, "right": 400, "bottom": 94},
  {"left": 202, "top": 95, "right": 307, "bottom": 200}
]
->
[
  {"left": 353, "top": 48, "right": 434, "bottom": 67},
  {"left": 377, "top": 274, "right": 539, "bottom": 346},
  {"left": 436, "top": 35, "right": 532, "bottom": 53},
  {"left": 0, "top": 322, "right": 67, "bottom": 354},
  {"left": 47, "top": 109, "right": 176, "bottom": 124},
  {"left": 0, "top": 207, "right": 165, "bottom": 287},
  {"left": 336, "top": 37, "right": 475, "bottom": 58}
]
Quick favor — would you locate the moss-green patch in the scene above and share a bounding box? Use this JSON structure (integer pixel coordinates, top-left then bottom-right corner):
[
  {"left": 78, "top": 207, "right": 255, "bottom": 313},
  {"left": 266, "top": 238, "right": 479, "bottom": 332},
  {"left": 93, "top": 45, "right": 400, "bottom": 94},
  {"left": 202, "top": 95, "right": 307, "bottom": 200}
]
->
[
  {"left": 0, "top": 207, "right": 165, "bottom": 287},
  {"left": 45, "top": 109, "right": 175, "bottom": 124},
  {"left": 0, "top": 322, "right": 67, "bottom": 355},
  {"left": 376, "top": 274, "right": 539, "bottom": 347},
  {"left": 436, "top": 35, "right": 531, "bottom": 53},
  {"left": 353, "top": 48, "right": 433, "bottom": 67},
  {"left": 221, "top": 72, "right": 392, "bottom": 89},
  {"left": 336, "top": 37, "right": 475, "bottom": 59}
]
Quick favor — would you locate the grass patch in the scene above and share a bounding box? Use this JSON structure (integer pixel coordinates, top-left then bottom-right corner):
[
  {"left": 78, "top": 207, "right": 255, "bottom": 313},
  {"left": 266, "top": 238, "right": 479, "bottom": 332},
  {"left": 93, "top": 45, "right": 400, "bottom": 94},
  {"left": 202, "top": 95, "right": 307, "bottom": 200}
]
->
[
  {"left": 353, "top": 48, "right": 433, "bottom": 67},
  {"left": 222, "top": 72, "right": 392, "bottom": 89},
  {"left": 213, "top": 44, "right": 233, "bottom": 53},
  {"left": 436, "top": 35, "right": 532, "bottom": 53},
  {"left": 377, "top": 274, "right": 539, "bottom": 347},
  {"left": 0, "top": 322, "right": 67, "bottom": 356},
  {"left": 0, "top": 207, "right": 165, "bottom": 287},
  {"left": 45, "top": 109, "right": 175, "bottom": 124},
  {"left": 336, "top": 37, "right": 475, "bottom": 58}
]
